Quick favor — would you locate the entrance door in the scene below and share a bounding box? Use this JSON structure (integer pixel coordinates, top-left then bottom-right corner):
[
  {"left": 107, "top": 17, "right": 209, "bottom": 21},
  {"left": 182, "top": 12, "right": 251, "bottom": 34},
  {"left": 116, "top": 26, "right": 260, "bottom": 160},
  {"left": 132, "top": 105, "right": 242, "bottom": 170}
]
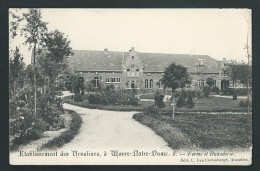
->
[
  {"left": 131, "top": 81, "right": 135, "bottom": 89},
  {"left": 221, "top": 80, "right": 229, "bottom": 90}
]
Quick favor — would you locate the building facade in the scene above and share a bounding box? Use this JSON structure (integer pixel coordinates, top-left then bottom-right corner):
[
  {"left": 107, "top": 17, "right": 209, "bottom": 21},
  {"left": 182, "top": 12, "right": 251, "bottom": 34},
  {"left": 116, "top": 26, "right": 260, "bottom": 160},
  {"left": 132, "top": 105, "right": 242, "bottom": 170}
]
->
[{"left": 64, "top": 47, "right": 229, "bottom": 93}]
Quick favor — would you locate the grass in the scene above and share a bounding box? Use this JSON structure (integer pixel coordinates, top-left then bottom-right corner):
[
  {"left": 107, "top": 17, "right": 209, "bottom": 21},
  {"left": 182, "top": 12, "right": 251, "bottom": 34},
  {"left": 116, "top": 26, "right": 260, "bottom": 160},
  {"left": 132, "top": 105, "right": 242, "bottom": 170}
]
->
[
  {"left": 133, "top": 113, "right": 252, "bottom": 150},
  {"left": 64, "top": 94, "right": 251, "bottom": 113},
  {"left": 40, "top": 109, "right": 82, "bottom": 150},
  {"left": 139, "top": 93, "right": 155, "bottom": 99},
  {"left": 140, "top": 96, "right": 251, "bottom": 112},
  {"left": 63, "top": 98, "right": 144, "bottom": 111}
]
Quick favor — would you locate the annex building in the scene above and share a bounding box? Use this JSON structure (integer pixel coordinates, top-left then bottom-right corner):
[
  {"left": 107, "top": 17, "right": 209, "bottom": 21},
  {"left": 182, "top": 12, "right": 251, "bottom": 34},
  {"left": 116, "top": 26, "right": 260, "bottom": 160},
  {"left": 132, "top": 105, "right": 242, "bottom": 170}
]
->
[{"left": 64, "top": 47, "right": 230, "bottom": 93}]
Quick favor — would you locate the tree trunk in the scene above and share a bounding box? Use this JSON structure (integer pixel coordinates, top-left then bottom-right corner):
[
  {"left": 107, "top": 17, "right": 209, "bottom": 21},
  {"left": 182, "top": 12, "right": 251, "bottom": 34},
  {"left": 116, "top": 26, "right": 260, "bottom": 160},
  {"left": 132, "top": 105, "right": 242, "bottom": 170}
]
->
[
  {"left": 33, "top": 43, "right": 37, "bottom": 117},
  {"left": 172, "top": 91, "right": 175, "bottom": 118}
]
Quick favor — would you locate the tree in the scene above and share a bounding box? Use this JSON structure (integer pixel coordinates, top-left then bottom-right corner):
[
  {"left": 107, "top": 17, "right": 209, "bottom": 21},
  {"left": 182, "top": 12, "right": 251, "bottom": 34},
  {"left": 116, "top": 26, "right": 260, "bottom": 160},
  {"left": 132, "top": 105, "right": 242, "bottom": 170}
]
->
[
  {"left": 206, "top": 77, "right": 214, "bottom": 88},
  {"left": 225, "top": 60, "right": 249, "bottom": 87},
  {"left": 41, "top": 30, "right": 74, "bottom": 63},
  {"left": 9, "top": 47, "right": 25, "bottom": 92},
  {"left": 10, "top": 9, "right": 48, "bottom": 117},
  {"left": 161, "top": 63, "right": 191, "bottom": 118}
]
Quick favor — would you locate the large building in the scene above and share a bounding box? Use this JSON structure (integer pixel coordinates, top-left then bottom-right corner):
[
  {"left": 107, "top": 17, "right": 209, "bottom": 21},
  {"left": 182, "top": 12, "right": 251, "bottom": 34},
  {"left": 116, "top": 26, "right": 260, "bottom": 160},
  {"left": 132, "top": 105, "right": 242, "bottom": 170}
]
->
[{"left": 62, "top": 47, "right": 230, "bottom": 93}]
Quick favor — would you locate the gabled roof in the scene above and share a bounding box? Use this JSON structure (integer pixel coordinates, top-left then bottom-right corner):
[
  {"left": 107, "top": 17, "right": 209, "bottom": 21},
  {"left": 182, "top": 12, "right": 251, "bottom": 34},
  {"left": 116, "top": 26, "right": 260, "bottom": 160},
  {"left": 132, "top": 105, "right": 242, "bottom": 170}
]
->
[{"left": 66, "top": 50, "right": 220, "bottom": 73}]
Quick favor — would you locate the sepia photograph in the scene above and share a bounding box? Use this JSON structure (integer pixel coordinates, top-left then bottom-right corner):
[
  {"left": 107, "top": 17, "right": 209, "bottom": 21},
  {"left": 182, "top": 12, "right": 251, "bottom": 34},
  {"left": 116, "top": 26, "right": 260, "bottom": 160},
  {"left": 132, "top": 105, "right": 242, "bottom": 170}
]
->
[{"left": 9, "top": 8, "right": 252, "bottom": 165}]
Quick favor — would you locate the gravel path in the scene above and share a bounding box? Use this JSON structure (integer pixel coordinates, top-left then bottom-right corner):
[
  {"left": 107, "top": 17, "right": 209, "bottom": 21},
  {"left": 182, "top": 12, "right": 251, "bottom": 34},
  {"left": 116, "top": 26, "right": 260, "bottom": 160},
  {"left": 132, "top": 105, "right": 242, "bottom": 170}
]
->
[{"left": 60, "top": 103, "right": 172, "bottom": 151}]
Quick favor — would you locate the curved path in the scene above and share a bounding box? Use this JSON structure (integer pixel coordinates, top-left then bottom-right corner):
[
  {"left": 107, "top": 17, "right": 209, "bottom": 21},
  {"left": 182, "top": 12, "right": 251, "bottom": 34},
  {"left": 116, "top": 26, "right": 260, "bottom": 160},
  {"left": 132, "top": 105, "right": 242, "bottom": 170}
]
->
[
  {"left": 60, "top": 103, "right": 172, "bottom": 151},
  {"left": 10, "top": 103, "right": 173, "bottom": 165}
]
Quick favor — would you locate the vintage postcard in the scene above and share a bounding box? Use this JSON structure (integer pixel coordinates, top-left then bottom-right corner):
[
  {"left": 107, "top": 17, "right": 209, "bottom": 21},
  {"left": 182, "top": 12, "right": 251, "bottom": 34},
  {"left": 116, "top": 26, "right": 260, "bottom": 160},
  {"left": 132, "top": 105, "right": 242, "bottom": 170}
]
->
[{"left": 9, "top": 8, "right": 252, "bottom": 165}]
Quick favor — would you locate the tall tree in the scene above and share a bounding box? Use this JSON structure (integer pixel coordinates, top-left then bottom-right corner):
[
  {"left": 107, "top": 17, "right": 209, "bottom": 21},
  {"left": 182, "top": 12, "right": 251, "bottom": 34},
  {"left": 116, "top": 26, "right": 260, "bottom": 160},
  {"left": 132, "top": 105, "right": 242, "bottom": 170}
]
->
[
  {"left": 161, "top": 63, "right": 191, "bottom": 118},
  {"left": 9, "top": 47, "right": 25, "bottom": 92},
  {"left": 20, "top": 9, "right": 48, "bottom": 116},
  {"left": 225, "top": 60, "right": 249, "bottom": 88}
]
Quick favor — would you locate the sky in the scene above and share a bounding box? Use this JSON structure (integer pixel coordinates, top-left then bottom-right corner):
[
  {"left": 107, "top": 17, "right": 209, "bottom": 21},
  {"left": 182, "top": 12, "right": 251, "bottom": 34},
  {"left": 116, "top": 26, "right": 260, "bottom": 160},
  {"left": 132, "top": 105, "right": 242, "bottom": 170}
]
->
[{"left": 9, "top": 8, "right": 252, "bottom": 65}]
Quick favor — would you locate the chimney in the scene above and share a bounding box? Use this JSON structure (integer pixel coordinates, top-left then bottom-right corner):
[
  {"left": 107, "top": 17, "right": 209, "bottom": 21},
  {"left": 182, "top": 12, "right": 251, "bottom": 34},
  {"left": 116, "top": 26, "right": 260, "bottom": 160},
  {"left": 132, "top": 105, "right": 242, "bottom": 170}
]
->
[
  {"left": 104, "top": 48, "right": 108, "bottom": 54},
  {"left": 223, "top": 58, "right": 226, "bottom": 62},
  {"left": 131, "top": 47, "right": 135, "bottom": 51}
]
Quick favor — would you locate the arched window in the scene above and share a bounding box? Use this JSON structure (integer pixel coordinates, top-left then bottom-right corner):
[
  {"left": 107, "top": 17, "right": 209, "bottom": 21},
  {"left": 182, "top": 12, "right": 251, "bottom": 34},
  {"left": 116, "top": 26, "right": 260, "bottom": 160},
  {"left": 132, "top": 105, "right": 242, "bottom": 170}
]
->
[
  {"left": 150, "top": 79, "right": 153, "bottom": 89},
  {"left": 94, "top": 76, "right": 100, "bottom": 88},
  {"left": 145, "top": 79, "right": 149, "bottom": 89},
  {"left": 78, "top": 77, "right": 84, "bottom": 87},
  {"left": 131, "top": 66, "right": 135, "bottom": 77},
  {"left": 136, "top": 69, "right": 140, "bottom": 77},
  {"left": 127, "top": 69, "right": 130, "bottom": 77}
]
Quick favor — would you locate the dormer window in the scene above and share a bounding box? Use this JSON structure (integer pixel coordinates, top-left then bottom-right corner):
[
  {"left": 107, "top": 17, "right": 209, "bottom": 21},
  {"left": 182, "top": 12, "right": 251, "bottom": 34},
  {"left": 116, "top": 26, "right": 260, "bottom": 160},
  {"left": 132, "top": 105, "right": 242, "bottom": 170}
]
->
[
  {"left": 196, "top": 59, "right": 206, "bottom": 66},
  {"left": 126, "top": 65, "right": 140, "bottom": 77}
]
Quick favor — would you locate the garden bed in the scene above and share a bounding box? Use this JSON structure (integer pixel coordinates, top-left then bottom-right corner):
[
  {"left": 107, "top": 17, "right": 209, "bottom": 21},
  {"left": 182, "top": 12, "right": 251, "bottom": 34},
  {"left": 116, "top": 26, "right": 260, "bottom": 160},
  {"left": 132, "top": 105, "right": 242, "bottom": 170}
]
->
[
  {"left": 40, "top": 109, "right": 82, "bottom": 150},
  {"left": 133, "top": 113, "right": 252, "bottom": 150}
]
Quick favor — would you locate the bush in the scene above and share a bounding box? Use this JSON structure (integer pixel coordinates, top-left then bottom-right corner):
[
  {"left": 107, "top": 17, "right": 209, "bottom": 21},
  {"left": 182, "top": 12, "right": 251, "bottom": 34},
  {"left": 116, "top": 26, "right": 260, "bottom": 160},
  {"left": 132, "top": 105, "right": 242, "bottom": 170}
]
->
[
  {"left": 202, "top": 86, "right": 211, "bottom": 97},
  {"left": 74, "top": 93, "right": 83, "bottom": 102},
  {"left": 143, "top": 105, "right": 160, "bottom": 116},
  {"left": 176, "top": 90, "right": 194, "bottom": 108},
  {"left": 233, "top": 91, "right": 237, "bottom": 100},
  {"left": 239, "top": 99, "right": 252, "bottom": 108},
  {"left": 155, "top": 91, "right": 165, "bottom": 108},
  {"left": 87, "top": 90, "right": 139, "bottom": 106},
  {"left": 211, "top": 87, "right": 220, "bottom": 95}
]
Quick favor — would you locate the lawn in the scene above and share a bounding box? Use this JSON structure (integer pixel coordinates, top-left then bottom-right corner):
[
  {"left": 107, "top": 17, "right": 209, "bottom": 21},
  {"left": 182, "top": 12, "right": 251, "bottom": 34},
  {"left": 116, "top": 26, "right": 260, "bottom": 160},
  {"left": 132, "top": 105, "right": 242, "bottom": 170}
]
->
[
  {"left": 133, "top": 113, "right": 252, "bottom": 150},
  {"left": 64, "top": 94, "right": 250, "bottom": 112},
  {"left": 139, "top": 96, "right": 250, "bottom": 112}
]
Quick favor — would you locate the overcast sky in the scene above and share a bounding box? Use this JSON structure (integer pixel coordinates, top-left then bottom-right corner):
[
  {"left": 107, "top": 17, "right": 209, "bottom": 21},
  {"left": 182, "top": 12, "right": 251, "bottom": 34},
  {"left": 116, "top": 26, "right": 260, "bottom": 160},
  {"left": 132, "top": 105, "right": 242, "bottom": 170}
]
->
[{"left": 10, "top": 8, "right": 251, "bottom": 65}]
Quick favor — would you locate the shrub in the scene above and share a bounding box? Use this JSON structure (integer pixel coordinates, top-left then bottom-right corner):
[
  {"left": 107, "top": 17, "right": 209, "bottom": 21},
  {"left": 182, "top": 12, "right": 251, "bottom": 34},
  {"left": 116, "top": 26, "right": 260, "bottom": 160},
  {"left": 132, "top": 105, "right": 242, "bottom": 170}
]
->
[
  {"left": 186, "top": 92, "right": 194, "bottom": 108},
  {"left": 74, "top": 93, "right": 83, "bottom": 102},
  {"left": 176, "top": 90, "right": 194, "bottom": 108},
  {"left": 202, "top": 86, "right": 211, "bottom": 97},
  {"left": 87, "top": 90, "right": 139, "bottom": 106},
  {"left": 143, "top": 105, "right": 160, "bottom": 116},
  {"left": 239, "top": 99, "right": 252, "bottom": 108},
  {"left": 211, "top": 87, "right": 220, "bottom": 95},
  {"left": 155, "top": 91, "right": 165, "bottom": 108},
  {"left": 233, "top": 91, "right": 237, "bottom": 100}
]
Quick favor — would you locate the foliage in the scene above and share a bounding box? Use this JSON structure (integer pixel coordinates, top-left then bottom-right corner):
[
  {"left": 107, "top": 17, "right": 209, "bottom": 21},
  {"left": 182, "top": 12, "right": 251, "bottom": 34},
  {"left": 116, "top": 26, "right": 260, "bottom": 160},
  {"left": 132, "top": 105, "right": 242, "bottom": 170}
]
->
[
  {"left": 161, "top": 63, "right": 191, "bottom": 91},
  {"left": 202, "top": 86, "right": 211, "bottom": 97},
  {"left": 161, "top": 62, "right": 191, "bottom": 117},
  {"left": 134, "top": 113, "right": 252, "bottom": 150},
  {"left": 206, "top": 77, "right": 215, "bottom": 87},
  {"left": 211, "top": 87, "right": 220, "bottom": 95},
  {"left": 176, "top": 90, "right": 194, "bottom": 108},
  {"left": 9, "top": 47, "right": 26, "bottom": 92},
  {"left": 87, "top": 90, "right": 139, "bottom": 106},
  {"left": 41, "top": 30, "right": 74, "bottom": 62},
  {"left": 143, "top": 105, "right": 160, "bottom": 116},
  {"left": 154, "top": 91, "right": 165, "bottom": 108},
  {"left": 40, "top": 110, "right": 82, "bottom": 150},
  {"left": 224, "top": 60, "right": 250, "bottom": 86}
]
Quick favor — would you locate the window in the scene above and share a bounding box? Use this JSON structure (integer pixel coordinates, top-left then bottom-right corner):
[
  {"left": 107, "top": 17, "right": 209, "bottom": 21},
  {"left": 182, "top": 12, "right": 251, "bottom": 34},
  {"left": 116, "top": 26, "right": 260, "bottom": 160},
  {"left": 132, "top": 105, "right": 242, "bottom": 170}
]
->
[
  {"left": 131, "top": 66, "right": 135, "bottom": 77},
  {"left": 136, "top": 81, "right": 139, "bottom": 89},
  {"left": 201, "top": 80, "right": 205, "bottom": 87},
  {"left": 150, "top": 79, "right": 153, "bottom": 89},
  {"left": 213, "top": 80, "right": 217, "bottom": 87},
  {"left": 197, "top": 80, "right": 205, "bottom": 87},
  {"left": 111, "top": 78, "right": 116, "bottom": 83},
  {"left": 145, "top": 79, "right": 149, "bottom": 88},
  {"left": 106, "top": 78, "right": 110, "bottom": 83},
  {"left": 127, "top": 69, "right": 130, "bottom": 77},
  {"left": 158, "top": 81, "right": 163, "bottom": 89},
  {"left": 55, "top": 81, "right": 59, "bottom": 87},
  {"left": 126, "top": 81, "right": 129, "bottom": 88},
  {"left": 131, "top": 81, "right": 135, "bottom": 89},
  {"left": 94, "top": 76, "right": 100, "bottom": 88},
  {"left": 117, "top": 78, "right": 121, "bottom": 83},
  {"left": 136, "top": 69, "right": 140, "bottom": 77}
]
